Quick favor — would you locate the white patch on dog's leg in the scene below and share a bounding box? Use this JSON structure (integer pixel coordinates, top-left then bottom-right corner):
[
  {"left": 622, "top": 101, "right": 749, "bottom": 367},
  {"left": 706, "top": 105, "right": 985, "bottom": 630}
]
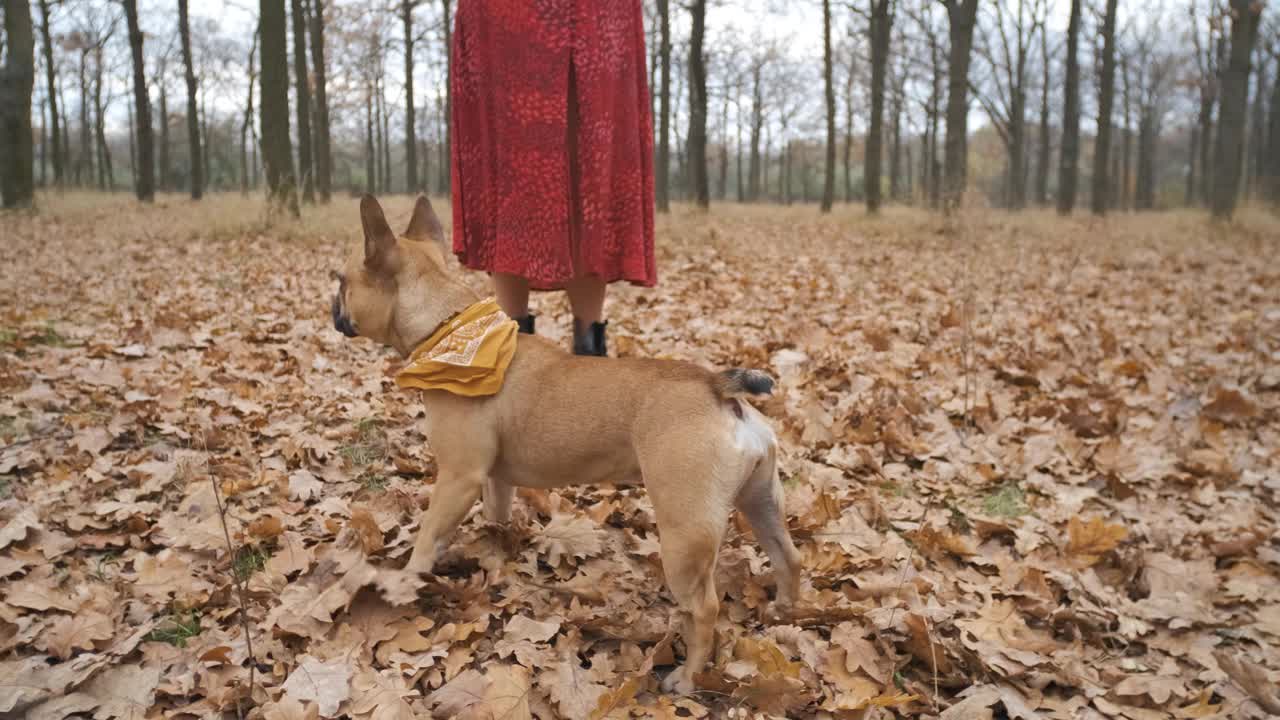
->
[{"left": 733, "top": 404, "right": 774, "bottom": 459}]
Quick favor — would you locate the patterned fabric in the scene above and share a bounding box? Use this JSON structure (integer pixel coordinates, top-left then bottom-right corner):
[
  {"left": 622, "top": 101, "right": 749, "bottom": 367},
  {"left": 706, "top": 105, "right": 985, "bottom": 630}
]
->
[
  {"left": 450, "top": 0, "right": 657, "bottom": 291},
  {"left": 395, "top": 298, "right": 519, "bottom": 397}
]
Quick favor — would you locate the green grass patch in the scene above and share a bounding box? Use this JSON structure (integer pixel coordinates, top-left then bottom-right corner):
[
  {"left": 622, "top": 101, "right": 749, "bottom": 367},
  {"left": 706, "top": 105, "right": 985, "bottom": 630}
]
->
[
  {"left": 0, "top": 323, "right": 69, "bottom": 349},
  {"left": 982, "top": 481, "right": 1028, "bottom": 518},
  {"left": 0, "top": 475, "right": 12, "bottom": 500},
  {"left": 233, "top": 546, "right": 267, "bottom": 582},
  {"left": 146, "top": 609, "right": 203, "bottom": 647},
  {"left": 0, "top": 328, "right": 16, "bottom": 346},
  {"left": 339, "top": 417, "right": 387, "bottom": 469},
  {"left": 361, "top": 474, "right": 389, "bottom": 493}
]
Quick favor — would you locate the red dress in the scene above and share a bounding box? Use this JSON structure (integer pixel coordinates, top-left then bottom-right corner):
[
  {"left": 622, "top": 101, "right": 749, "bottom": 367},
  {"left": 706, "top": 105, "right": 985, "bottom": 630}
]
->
[{"left": 450, "top": 0, "right": 656, "bottom": 291}]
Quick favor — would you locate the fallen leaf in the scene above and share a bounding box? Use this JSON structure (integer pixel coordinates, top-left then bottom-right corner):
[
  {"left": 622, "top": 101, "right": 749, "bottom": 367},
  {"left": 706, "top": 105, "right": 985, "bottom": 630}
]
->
[{"left": 280, "top": 655, "right": 353, "bottom": 718}]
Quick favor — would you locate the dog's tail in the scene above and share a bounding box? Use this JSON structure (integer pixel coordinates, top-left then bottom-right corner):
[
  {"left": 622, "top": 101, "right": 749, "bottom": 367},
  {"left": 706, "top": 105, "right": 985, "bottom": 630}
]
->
[{"left": 711, "top": 368, "right": 775, "bottom": 399}]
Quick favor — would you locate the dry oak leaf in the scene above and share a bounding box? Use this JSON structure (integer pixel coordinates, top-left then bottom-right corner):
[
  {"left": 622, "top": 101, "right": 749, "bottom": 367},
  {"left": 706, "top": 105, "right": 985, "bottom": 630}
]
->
[
  {"left": 1213, "top": 650, "right": 1280, "bottom": 715},
  {"left": 503, "top": 614, "right": 562, "bottom": 644},
  {"left": 289, "top": 469, "right": 323, "bottom": 502},
  {"left": 280, "top": 655, "right": 354, "bottom": 718},
  {"left": 1200, "top": 387, "right": 1259, "bottom": 425},
  {"left": 734, "top": 636, "right": 803, "bottom": 678},
  {"left": 481, "top": 663, "right": 533, "bottom": 720},
  {"left": 733, "top": 672, "right": 810, "bottom": 715},
  {"left": 428, "top": 668, "right": 490, "bottom": 718},
  {"left": 81, "top": 662, "right": 161, "bottom": 720},
  {"left": 374, "top": 616, "right": 436, "bottom": 666},
  {"left": 830, "top": 621, "right": 890, "bottom": 683},
  {"left": 544, "top": 658, "right": 608, "bottom": 720},
  {"left": 534, "top": 514, "right": 606, "bottom": 567},
  {"left": 262, "top": 698, "right": 321, "bottom": 720},
  {"left": 38, "top": 610, "right": 115, "bottom": 659},
  {"left": 1173, "top": 690, "right": 1224, "bottom": 719},
  {"left": 1065, "top": 516, "right": 1128, "bottom": 566},
  {"left": 348, "top": 668, "right": 420, "bottom": 720},
  {"left": 903, "top": 612, "right": 954, "bottom": 676},
  {"left": 1114, "top": 673, "right": 1188, "bottom": 705},
  {"left": 0, "top": 507, "right": 40, "bottom": 550},
  {"left": 590, "top": 677, "right": 642, "bottom": 720}
]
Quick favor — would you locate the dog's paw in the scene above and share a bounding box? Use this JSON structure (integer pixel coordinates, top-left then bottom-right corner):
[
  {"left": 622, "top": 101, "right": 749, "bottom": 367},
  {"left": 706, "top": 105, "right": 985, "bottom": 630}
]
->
[{"left": 660, "top": 667, "right": 695, "bottom": 695}]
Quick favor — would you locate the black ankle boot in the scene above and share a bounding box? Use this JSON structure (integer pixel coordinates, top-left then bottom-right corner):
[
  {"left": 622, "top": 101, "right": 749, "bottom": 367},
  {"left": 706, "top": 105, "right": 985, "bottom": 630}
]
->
[
  {"left": 514, "top": 314, "right": 536, "bottom": 334},
  {"left": 572, "top": 320, "right": 607, "bottom": 356}
]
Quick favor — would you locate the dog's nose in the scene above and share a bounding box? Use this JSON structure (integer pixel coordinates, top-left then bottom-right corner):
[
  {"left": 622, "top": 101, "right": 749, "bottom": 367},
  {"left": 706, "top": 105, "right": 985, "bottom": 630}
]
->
[{"left": 332, "top": 294, "right": 358, "bottom": 337}]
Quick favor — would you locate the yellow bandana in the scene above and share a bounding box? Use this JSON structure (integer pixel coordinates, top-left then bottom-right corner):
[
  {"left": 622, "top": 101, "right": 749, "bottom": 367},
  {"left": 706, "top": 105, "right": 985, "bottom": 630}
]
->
[{"left": 395, "top": 298, "right": 519, "bottom": 397}]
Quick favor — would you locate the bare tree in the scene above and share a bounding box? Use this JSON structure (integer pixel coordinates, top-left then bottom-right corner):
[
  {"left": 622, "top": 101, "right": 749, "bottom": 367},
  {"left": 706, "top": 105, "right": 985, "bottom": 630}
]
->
[
  {"left": 865, "top": 0, "right": 894, "bottom": 214},
  {"left": 941, "top": 0, "right": 978, "bottom": 211},
  {"left": 310, "top": 0, "right": 331, "bottom": 202},
  {"left": 974, "top": 0, "right": 1046, "bottom": 210},
  {"left": 401, "top": 0, "right": 418, "bottom": 192},
  {"left": 656, "top": 0, "right": 671, "bottom": 211},
  {"left": 688, "top": 0, "right": 709, "bottom": 208},
  {"left": 1090, "top": 0, "right": 1118, "bottom": 215},
  {"left": 122, "top": 0, "right": 154, "bottom": 201},
  {"left": 1034, "top": 22, "right": 1052, "bottom": 206},
  {"left": 438, "top": 0, "right": 451, "bottom": 195},
  {"left": 1, "top": 0, "right": 35, "bottom": 207},
  {"left": 1057, "top": 0, "right": 1081, "bottom": 214},
  {"left": 821, "top": 0, "right": 836, "bottom": 212},
  {"left": 240, "top": 25, "right": 258, "bottom": 195},
  {"left": 37, "top": 0, "right": 61, "bottom": 186},
  {"left": 178, "top": 0, "right": 201, "bottom": 198},
  {"left": 260, "top": 0, "right": 297, "bottom": 216},
  {"left": 291, "top": 0, "right": 313, "bottom": 202},
  {"left": 1211, "top": 0, "right": 1264, "bottom": 219}
]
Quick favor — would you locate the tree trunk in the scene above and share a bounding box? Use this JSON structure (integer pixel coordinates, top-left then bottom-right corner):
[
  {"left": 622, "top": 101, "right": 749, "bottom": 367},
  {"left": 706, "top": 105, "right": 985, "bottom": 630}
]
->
[
  {"left": 380, "top": 74, "right": 391, "bottom": 192},
  {"left": 122, "top": 0, "right": 154, "bottom": 201},
  {"left": 1266, "top": 56, "right": 1280, "bottom": 207},
  {"left": 1056, "top": 0, "right": 1080, "bottom": 214},
  {"left": 290, "top": 0, "right": 313, "bottom": 202},
  {"left": 1, "top": 0, "right": 36, "bottom": 207},
  {"left": 200, "top": 88, "right": 210, "bottom": 189},
  {"left": 1136, "top": 108, "right": 1156, "bottom": 210},
  {"left": 1090, "top": 0, "right": 1118, "bottom": 215},
  {"left": 439, "top": 0, "right": 452, "bottom": 196},
  {"left": 1211, "top": 0, "right": 1263, "bottom": 218},
  {"left": 717, "top": 92, "right": 729, "bottom": 200},
  {"left": 40, "top": 92, "right": 47, "bottom": 187},
  {"left": 748, "top": 63, "right": 762, "bottom": 201},
  {"left": 1120, "top": 61, "right": 1131, "bottom": 210},
  {"left": 1247, "top": 61, "right": 1267, "bottom": 199},
  {"left": 158, "top": 75, "right": 169, "bottom": 190},
  {"left": 366, "top": 88, "right": 375, "bottom": 193},
  {"left": 260, "top": 0, "right": 298, "bottom": 216},
  {"left": 1185, "top": 126, "right": 1198, "bottom": 206},
  {"left": 889, "top": 84, "right": 901, "bottom": 202},
  {"left": 310, "top": 0, "right": 332, "bottom": 202},
  {"left": 93, "top": 48, "right": 112, "bottom": 190},
  {"left": 77, "top": 50, "right": 91, "bottom": 186},
  {"left": 178, "top": 0, "right": 202, "bottom": 199},
  {"left": 735, "top": 95, "right": 744, "bottom": 200},
  {"left": 656, "top": 0, "right": 671, "bottom": 211},
  {"left": 820, "top": 0, "right": 835, "bottom": 212},
  {"left": 866, "top": 0, "right": 893, "bottom": 214},
  {"left": 37, "top": 0, "right": 61, "bottom": 186},
  {"left": 687, "top": 0, "right": 709, "bottom": 208},
  {"left": 843, "top": 47, "right": 855, "bottom": 203},
  {"left": 402, "top": 0, "right": 417, "bottom": 192},
  {"left": 241, "top": 27, "right": 258, "bottom": 195},
  {"left": 1035, "top": 27, "right": 1050, "bottom": 206},
  {"left": 942, "top": 0, "right": 977, "bottom": 212}
]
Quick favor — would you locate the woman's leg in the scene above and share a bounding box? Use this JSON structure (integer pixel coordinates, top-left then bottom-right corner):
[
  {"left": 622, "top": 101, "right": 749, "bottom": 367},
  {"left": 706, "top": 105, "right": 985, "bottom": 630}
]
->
[
  {"left": 566, "top": 274, "right": 606, "bottom": 333},
  {"left": 493, "top": 273, "right": 533, "bottom": 332}
]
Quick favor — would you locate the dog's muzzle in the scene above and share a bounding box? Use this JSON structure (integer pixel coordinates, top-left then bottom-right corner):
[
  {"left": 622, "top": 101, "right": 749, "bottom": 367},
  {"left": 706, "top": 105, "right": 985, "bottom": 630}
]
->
[{"left": 332, "top": 293, "right": 358, "bottom": 337}]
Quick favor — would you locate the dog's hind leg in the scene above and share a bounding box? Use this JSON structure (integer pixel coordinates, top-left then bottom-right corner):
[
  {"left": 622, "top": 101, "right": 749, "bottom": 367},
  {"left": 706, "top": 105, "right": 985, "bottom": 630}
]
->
[
  {"left": 482, "top": 477, "right": 514, "bottom": 524},
  {"left": 735, "top": 445, "right": 802, "bottom": 613},
  {"left": 655, "top": 518, "right": 724, "bottom": 695}
]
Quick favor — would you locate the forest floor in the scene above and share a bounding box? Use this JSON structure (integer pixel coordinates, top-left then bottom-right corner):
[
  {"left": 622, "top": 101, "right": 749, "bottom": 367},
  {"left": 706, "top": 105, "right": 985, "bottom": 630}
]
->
[{"left": 1, "top": 192, "right": 1279, "bottom": 720}]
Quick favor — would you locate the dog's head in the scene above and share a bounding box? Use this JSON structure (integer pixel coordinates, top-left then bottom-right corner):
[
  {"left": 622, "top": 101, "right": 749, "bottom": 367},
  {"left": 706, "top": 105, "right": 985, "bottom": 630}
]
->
[{"left": 331, "top": 194, "right": 451, "bottom": 351}]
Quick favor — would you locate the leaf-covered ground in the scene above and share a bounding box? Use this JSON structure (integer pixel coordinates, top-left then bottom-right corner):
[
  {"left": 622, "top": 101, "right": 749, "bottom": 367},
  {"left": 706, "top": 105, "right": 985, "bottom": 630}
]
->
[{"left": 2, "top": 194, "right": 1279, "bottom": 719}]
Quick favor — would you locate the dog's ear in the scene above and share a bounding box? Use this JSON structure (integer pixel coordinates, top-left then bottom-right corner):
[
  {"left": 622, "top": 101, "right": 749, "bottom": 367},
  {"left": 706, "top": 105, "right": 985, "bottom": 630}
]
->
[
  {"left": 404, "top": 195, "right": 445, "bottom": 247},
  {"left": 360, "top": 194, "right": 398, "bottom": 270}
]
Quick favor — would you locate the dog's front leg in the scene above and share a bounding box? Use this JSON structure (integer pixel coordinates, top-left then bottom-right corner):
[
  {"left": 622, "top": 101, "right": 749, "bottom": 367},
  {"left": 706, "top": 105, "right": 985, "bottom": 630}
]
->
[{"left": 404, "top": 470, "right": 485, "bottom": 575}]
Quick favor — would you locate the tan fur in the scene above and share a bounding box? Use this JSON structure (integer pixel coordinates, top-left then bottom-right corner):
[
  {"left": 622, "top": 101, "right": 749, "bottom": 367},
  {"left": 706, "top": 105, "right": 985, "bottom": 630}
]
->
[{"left": 332, "top": 195, "right": 802, "bottom": 693}]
